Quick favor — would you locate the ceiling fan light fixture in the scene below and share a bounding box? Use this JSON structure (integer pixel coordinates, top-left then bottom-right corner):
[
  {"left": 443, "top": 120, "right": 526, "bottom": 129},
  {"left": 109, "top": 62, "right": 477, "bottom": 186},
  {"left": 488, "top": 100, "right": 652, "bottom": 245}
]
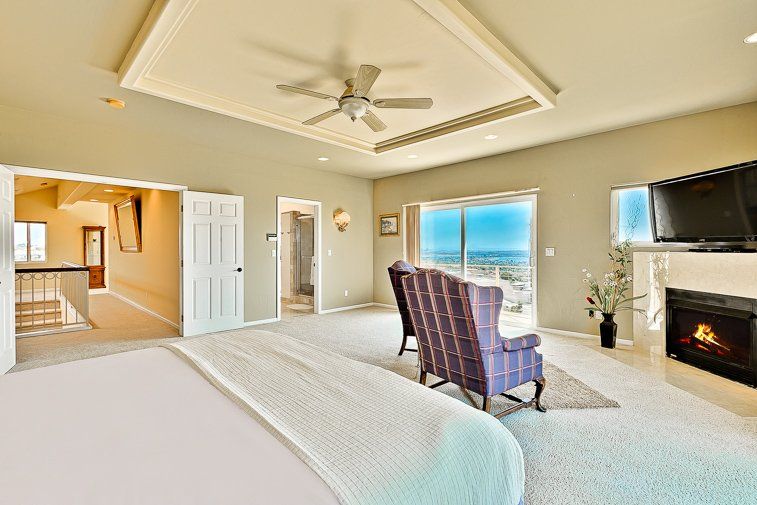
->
[
  {"left": 339, "top": 97, "right": 370, "bottom": 121},
  {"left": 317, "top": 157, "right": 329, "bottom": 161},
  {"left": 745, "top": 32, "right": 757, "bottom": 44},
  {"left": 484, "top": 134, "right": 498, "bottom": 140}
]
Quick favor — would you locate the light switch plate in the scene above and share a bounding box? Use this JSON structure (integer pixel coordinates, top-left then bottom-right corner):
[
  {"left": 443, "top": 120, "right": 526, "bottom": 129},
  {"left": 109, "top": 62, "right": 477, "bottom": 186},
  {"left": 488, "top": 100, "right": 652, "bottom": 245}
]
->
[
  {"left": 271, "top": 249, "right": 276, "bottom": 257},
  {"left": 545, "top": 247, "right": 555, "bottom": 257},
  {"left": 328, "top": 249, "right": 333, "bottom": 256}
]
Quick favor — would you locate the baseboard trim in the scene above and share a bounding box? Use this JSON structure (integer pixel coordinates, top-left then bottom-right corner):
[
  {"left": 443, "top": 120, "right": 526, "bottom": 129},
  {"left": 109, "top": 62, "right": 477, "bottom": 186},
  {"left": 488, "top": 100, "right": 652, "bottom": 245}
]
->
[
  {"left": 319, "top": 302, "right": 377, "bottom": 314},
  {"left": 108, "top": 291, "right": 179, "bottom": 330},
  {"left": 535, "top": 325, "right": 634, "bottom": 347},
  {"left": 89, "top": 288, "right": 110, "bottom": 295},
  {"left": 243, "top": 318, "right": 280, "bottom": 326},
  {"left": 372, "top": 302, "right": 397, "bottom": 310}
]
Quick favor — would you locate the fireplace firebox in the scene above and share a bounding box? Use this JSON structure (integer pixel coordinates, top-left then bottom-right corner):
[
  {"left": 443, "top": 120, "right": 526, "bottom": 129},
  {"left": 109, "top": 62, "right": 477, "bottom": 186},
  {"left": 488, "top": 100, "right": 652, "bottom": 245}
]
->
[{"left": 666, "top": 288, "right": 756, "bottom": 387}]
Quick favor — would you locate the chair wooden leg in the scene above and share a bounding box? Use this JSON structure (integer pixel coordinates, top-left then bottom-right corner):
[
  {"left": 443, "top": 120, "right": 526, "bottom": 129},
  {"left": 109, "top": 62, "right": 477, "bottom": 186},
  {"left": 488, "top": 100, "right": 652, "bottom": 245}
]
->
[
  {"left": 534, "top": 377, "right": 547, "bottom": 413},
  {"left": 398, "top": 334, "right": 408, "bottom": 356},
  {"left": 482, "top": 396, "right": 492, "bottom": 414},
  {"left": 419, "top": 370, "right": 427, "bottom": 386}
]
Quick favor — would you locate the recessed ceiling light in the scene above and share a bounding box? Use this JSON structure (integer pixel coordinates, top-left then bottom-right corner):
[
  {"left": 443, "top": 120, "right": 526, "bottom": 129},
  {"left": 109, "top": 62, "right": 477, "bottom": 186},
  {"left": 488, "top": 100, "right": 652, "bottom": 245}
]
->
[
  {"left": 90, "top": 199, "right": 99, "bottom": 202},
  {"left": 484, "top": 134, "right": 498, "bottom": 140},
  {"left": 104, "top": 189, "right": 114, "bottom": 192},
  {"left": 407, "top": 154, "right": 419, "bottom": 159},
  {"left": 317, "top": 157, "right": 329, "bottom": 161},
  {"left": 745, "top": 32, "right": 757, "bottom": 44},
  {"left": 105, "top": 98, "right": 126, "bottom": 109}
]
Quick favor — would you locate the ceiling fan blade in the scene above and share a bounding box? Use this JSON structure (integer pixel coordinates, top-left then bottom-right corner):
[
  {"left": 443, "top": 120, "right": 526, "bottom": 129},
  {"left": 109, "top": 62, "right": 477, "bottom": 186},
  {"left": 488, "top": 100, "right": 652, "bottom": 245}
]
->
[
  {"left": 276, "top": 84, "right": 337, "bottom": 101},
  {"left": 303, "top": 108, "right": 342, "bottom": 126},
  {"left": 361, "top": 110, "right": 387, "bottom": 132},
  {"left": 352, "top": 65, "right": 381, "bottom": 97},
  {"left": 372, "top": 98, "right": 433, "bottom": 109}
]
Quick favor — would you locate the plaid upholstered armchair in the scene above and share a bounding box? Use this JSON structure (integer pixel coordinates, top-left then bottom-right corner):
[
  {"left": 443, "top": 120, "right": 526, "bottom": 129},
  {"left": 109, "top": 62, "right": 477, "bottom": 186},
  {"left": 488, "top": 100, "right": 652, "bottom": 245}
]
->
[
  {"left": 387, "top": 260, "right": 418, "bottom": 355},
  {"left": 402, "top": 268, "right": 547, "bottom": 417}
]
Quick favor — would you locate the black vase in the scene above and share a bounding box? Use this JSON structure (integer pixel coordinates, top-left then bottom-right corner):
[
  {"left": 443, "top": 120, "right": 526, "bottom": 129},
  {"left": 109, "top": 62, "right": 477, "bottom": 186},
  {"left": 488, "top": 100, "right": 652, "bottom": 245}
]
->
[{"left": 599, "top": 313, "right": 617, "bottom": 349}]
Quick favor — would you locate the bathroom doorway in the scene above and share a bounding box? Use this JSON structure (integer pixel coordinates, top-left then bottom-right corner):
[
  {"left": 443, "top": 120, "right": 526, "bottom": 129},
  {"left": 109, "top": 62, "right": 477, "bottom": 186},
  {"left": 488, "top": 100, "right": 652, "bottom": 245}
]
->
[{"left": 276, "top": 197, "right": 321, "bottom": 319}]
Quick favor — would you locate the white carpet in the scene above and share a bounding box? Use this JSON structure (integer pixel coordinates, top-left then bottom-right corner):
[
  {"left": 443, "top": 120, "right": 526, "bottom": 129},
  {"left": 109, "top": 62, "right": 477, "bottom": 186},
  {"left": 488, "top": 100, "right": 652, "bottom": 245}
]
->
[
  {"left": 11, "top": 305, "right": 756, "bottom": 503},
  {"left": 258, "top": 307, "right": 757, "bottom": 505}
]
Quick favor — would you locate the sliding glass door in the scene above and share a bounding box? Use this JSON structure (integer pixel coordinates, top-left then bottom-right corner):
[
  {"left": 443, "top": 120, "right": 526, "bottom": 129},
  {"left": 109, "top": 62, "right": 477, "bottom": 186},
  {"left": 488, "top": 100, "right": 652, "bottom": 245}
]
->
[
  {"left": 419, "top": 207, "right": 462, "bottom": 277},
  {"left": 419, "top": 195, "right": 536, "bottom": 327}
]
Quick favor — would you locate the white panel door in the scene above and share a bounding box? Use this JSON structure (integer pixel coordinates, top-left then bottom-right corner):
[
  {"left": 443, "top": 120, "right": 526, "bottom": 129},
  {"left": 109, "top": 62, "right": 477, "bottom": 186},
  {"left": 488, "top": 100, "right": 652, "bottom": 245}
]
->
[
  {"left": 181, "top": 191, "right": 244, "bottom": 336},
  {"left": 0, "top": 166, "right": 15, "bottom": 374}
]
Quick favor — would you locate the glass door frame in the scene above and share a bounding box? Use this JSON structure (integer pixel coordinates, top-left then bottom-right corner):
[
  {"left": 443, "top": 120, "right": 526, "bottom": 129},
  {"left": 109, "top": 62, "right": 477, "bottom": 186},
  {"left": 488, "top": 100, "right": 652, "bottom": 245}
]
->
[{"left": 419, "top": 193, "right": 538, "bottom": 328}]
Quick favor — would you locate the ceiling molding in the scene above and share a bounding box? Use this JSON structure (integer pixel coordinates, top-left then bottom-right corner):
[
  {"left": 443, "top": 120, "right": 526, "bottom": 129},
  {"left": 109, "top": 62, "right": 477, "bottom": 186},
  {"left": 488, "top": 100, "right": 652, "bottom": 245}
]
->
[{"left": 118, "top": 0, "right": 556, "bottom": 155}]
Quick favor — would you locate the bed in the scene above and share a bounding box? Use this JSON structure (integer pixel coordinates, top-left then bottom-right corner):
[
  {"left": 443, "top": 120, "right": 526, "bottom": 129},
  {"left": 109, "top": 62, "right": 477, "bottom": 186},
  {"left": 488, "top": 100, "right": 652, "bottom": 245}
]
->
[{"left": 0, "top": 330, "right": 525, "bottom": 505}]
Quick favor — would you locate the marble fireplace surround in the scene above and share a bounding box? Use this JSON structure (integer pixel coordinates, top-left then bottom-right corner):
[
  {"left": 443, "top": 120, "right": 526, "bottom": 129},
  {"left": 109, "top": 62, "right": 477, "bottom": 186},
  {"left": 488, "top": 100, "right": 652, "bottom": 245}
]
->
[{"left": 632, "top": 251, "right": 757, "bottom": 354}]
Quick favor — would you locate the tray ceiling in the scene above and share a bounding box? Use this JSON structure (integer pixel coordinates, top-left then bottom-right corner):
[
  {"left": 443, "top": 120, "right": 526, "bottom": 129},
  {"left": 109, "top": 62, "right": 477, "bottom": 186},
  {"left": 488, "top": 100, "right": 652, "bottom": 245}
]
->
[{"left": 119, "top": 0, "right": 555, "bottom": 154}]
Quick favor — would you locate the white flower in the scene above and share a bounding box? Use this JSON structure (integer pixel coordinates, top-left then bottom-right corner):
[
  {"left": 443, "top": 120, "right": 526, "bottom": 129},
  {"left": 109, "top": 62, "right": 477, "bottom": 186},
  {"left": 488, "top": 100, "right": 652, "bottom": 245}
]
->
[
  {"left": 586, "top": 273, "right": 592, "bottom": 278},
  {"left": 581, "top": 268, "right": 587, "bottom": 273}
]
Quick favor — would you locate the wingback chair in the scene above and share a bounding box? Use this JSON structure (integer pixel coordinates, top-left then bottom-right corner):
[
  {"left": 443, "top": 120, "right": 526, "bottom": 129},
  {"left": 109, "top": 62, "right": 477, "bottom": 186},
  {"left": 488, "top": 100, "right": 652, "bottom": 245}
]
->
[
  {"left": 387, "top": 260, "right": 418, "bottom": 355},
  {"left": 401, "top": 268, "right": 547, "bottom": 417}
]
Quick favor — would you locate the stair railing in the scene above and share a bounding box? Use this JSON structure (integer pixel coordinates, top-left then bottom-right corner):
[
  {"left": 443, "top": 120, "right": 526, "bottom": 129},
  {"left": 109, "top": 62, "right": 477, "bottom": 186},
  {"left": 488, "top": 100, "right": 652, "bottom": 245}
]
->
[{"left": 14, "top": 263, "right": 91, "bottom": 337}]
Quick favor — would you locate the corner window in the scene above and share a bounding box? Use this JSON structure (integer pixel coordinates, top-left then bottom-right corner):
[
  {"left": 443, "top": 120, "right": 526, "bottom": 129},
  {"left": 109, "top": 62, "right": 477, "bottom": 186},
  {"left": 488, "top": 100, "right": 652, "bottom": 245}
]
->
[
  {"left": 14, "top": 221, "right": 47, "bottom": 263},
  {"left": 611, "top": 186, "right": 653, "bottom": 244}
]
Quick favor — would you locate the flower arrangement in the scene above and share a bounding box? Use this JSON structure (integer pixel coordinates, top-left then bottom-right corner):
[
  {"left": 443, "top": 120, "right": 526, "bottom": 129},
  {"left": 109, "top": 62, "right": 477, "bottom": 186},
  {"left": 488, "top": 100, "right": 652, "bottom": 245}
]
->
[{"left": 582, "top": 240, "right": 646, "bottom": 316}]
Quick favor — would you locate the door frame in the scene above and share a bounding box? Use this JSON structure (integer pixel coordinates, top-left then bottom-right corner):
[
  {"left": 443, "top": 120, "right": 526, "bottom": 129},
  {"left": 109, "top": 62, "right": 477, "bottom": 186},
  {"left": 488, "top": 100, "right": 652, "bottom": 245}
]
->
[
  {"left": 276, "top": 196, "right": 322, "bottom": 319},
  {"left": 1, "top": 164, "right": 189, "bottom": 340},
  {"left": 417, "top": 192, "right": 538, "bottom": 328}
]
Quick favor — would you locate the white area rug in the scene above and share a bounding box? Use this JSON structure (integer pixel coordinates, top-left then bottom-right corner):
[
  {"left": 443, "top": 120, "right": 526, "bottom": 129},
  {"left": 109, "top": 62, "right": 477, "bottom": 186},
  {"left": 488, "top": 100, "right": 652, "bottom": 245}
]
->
[{"left": 286, "top": 303, "right": 314, "bottom": 311}]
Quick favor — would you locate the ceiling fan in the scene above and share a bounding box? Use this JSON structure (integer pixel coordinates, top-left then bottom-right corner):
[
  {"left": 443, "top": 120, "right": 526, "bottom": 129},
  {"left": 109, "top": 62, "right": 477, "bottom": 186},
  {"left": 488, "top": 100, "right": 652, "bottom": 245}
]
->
[{"left": 276, "top": 64, "right": 433, "bottom": 132}]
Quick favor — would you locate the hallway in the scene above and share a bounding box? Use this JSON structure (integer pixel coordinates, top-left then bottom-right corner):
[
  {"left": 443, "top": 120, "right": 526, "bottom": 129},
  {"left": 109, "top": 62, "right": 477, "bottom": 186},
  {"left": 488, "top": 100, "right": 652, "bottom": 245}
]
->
[{"left": 13, "top": 294, "right": 179, "bottom": 372}]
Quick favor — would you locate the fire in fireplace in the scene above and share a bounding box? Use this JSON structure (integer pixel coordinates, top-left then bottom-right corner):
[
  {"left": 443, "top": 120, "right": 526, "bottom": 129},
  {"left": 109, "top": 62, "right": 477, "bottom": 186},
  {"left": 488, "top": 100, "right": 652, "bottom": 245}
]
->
[
  {"left": 690, "top": 323, "right": 729, "bottom": 355},
  {"left": 666, "top": 288, "right": 756, "bottom": 387}
]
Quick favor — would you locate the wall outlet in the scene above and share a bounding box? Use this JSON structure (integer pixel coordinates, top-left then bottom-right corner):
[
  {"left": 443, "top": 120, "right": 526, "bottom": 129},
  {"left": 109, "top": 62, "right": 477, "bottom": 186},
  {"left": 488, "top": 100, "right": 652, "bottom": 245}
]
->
[
  {"left": 545, "top": 247, "right": 555, "bottom": 257},
  {"left": 344, "top": 290, "right": 349, "bottom": 297}
]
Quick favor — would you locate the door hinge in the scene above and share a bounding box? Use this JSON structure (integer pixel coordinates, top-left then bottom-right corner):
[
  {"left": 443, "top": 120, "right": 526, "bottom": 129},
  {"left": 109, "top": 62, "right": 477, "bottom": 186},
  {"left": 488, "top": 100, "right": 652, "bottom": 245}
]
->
[{"left": 181, "top": 315, "right": 184, "bottom": 322}]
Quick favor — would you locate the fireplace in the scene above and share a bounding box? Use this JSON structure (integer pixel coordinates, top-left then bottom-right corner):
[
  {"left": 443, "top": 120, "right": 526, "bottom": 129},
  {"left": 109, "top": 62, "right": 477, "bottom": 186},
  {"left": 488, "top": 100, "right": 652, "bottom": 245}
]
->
[{"left": 666, "top": 288, "right": 756, "bottom": 387}]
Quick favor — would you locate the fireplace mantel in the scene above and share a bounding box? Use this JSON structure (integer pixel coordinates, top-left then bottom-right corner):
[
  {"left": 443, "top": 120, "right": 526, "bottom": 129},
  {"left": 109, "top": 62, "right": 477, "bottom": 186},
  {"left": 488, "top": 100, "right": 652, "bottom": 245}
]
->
[{"left": 632, "top": 251, "right": 757, "bottom": 354}]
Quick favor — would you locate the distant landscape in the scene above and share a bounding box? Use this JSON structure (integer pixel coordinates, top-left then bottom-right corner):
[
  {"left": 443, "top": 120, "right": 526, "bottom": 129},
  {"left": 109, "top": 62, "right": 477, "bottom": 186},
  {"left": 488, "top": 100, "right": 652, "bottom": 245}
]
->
[{"left": 421, "top": 249, "right": 531, "bottom": 266}]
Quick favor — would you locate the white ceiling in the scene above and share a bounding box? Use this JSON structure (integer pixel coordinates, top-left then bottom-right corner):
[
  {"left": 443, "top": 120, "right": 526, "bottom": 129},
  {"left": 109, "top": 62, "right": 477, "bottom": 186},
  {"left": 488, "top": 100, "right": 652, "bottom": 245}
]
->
[
  {"left": 0, "top": 0, "right": 755, "bottom": 178},
  {"left": 137, "top": 0, "right": 531, "bottom": 145}
]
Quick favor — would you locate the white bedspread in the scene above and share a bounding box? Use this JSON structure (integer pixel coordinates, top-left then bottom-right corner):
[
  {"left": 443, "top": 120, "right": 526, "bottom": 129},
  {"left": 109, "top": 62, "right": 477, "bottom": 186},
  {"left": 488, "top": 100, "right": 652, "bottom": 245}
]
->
[{"left": 167, "top": 330, "right": 525, "bottom": 505}]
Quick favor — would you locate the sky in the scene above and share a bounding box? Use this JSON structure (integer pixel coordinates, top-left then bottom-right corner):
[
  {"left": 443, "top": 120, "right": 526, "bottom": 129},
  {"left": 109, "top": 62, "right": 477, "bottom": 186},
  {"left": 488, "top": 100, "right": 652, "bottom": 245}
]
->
[
  {"left": 617, "top": 187, "right": 653, "bottom": 242},
  {"left": 420, "top": 201, "right": 532, "bottom": 252}
]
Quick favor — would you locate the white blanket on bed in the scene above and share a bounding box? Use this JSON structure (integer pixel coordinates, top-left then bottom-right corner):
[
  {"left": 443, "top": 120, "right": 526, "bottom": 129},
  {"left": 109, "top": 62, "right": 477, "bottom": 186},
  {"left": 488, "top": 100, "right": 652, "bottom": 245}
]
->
[{"left": 166, "top": 330, "right": 524, "bottom": 505}]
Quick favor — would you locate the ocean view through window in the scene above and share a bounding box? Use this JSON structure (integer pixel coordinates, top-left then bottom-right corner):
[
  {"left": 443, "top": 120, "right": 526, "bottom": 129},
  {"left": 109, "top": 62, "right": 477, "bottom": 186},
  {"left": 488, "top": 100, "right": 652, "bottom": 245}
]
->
[{"left": 420, "top": 196, "right": 535, "bottom": 327}]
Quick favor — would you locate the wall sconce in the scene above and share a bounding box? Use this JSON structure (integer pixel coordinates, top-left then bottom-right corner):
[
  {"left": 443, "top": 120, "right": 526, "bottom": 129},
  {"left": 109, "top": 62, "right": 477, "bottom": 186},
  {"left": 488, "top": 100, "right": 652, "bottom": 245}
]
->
[{"left": 333, "top": 209, "right": 351, "bottom": 232}]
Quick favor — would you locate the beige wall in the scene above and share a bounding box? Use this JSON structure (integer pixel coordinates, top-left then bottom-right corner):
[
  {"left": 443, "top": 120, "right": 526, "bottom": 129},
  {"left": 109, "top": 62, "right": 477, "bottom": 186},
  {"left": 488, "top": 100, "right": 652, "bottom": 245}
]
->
[
  {"left": 108, "top": 189, "right": 180, "bottom": 325},
  {"left": 0, "top": 104, "right": 374, "bottom": 323},
  {"left": 373, "top": 102, "right": 757, "bottom": 339},
  {"left": 14, "top": 187, "right": 108, "bottom": 268}
]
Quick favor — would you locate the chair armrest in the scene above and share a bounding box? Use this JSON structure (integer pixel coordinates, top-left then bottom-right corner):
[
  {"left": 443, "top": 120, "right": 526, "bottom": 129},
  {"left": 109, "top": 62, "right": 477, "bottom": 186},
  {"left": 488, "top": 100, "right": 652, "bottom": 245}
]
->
[{"left": 502, "top": 333, "right": 541, "bottom": 352}]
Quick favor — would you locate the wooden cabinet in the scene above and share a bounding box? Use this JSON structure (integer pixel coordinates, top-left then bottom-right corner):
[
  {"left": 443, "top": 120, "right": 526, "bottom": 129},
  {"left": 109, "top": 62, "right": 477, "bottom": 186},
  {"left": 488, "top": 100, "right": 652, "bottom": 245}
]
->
[{"left": 83, "top": 226, "right": 106, "bottom": 289}]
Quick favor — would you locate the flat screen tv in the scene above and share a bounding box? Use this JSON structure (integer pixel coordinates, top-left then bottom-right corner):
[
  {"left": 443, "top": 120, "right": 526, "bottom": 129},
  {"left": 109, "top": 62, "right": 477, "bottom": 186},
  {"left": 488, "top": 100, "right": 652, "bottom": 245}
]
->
[{"left": 649, "top": 160, "right": 757, "bottom": 244}]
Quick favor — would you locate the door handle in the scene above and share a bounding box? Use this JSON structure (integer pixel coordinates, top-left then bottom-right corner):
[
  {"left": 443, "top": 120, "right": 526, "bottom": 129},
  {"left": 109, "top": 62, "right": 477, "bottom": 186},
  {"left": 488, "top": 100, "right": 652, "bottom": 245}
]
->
[{"left": 236, "top": 267, "right": 243, "bottom": 272}]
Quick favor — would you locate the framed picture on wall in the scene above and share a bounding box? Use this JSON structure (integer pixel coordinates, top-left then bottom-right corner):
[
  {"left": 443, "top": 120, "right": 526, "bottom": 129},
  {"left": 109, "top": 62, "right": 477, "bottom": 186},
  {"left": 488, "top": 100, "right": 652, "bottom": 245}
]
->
[{"left": 379, "top": 213, "right": 400, "bottom": 236}]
